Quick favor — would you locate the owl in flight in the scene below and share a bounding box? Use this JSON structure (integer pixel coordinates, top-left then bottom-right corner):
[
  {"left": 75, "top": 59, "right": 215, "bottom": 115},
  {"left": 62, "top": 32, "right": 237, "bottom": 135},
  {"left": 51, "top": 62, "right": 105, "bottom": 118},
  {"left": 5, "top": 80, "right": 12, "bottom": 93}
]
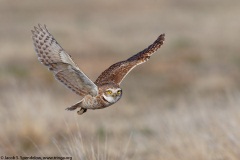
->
[{"left": 32, "top": 24, "right": 165, "bottom": 115}]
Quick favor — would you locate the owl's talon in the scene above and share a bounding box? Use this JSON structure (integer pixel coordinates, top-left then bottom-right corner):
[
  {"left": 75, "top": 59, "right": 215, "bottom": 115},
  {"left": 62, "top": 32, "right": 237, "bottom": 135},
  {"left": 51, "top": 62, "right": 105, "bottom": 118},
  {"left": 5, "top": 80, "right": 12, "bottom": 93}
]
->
[{"left": 77, "top": 108, "right": 87, "bottom": 115}]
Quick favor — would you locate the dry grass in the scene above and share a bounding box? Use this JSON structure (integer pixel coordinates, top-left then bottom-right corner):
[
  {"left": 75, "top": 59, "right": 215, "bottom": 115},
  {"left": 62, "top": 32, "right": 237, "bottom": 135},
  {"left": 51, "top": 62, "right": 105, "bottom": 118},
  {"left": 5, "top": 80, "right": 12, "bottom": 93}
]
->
[
  {"left": 1, "top": 0, "right": 240, "bottom": 159},
  {"left": 1, "top": 88, "right": 240, "bottom": 159}
]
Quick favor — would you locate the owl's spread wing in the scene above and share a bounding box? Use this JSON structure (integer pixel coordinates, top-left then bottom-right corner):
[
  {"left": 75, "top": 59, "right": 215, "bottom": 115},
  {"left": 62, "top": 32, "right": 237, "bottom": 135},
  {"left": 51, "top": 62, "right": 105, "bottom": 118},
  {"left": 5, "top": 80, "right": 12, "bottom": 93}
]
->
[
  {"left": 32, "top": 24, "right": 98, "bottom": 98},
  {"left": 95, "top": 34, "right": 165, "bottom": 85}
]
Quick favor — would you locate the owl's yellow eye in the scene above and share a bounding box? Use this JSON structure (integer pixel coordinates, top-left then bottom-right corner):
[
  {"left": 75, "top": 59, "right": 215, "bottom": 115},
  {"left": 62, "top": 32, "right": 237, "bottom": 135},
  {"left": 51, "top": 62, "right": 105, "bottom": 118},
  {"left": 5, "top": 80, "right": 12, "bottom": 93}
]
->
[
  {"left": 106, "top": 90, "right": 112, "bottom": 95},
  {"left": 117, "top": 90, "right": 122, "bottom": 95}
]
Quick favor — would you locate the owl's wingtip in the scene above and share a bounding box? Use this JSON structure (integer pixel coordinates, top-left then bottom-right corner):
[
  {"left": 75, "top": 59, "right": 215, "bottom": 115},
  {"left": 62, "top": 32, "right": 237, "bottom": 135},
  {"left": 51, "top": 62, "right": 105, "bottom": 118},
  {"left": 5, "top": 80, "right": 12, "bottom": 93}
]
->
[
  {"left": 159, "top": 33, "right": 165, "bottom": 40},
  {"left": 32, "top": 23, "right": 48, "bottom": 32}
]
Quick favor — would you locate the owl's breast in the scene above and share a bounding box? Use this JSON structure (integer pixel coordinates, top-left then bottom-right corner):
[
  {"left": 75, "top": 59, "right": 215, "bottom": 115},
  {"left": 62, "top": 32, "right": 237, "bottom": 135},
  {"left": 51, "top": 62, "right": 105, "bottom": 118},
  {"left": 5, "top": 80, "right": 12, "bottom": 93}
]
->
[{"left": 82, "top": 95, "right": 112, "bottom": 109}]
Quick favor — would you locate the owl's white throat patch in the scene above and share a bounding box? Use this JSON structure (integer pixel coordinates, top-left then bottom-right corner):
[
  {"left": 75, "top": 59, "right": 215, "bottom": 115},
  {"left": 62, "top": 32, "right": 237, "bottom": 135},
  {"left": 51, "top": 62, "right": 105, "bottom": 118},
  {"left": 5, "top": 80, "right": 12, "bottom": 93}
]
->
[{"left": 102, "top": 94, "right": 116, "bottom": 103}]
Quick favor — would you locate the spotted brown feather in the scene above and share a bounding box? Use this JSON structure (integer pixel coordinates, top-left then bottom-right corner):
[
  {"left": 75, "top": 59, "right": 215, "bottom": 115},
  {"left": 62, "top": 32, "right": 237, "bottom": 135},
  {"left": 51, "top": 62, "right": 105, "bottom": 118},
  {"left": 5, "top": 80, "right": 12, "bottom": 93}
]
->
[
  {"left": 95, "top": 34, "right": 165, "bottom": 85},
  {"left": 32, "top": 24, "right": 98, "bottom": 98}
]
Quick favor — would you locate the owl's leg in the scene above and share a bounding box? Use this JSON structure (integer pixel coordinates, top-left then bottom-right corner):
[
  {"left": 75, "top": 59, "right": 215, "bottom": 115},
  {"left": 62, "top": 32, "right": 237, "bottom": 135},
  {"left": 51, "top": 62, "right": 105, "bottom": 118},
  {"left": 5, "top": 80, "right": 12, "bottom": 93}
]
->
[{"left": 77, "top": 108, "right": 87, "bottom": 115}]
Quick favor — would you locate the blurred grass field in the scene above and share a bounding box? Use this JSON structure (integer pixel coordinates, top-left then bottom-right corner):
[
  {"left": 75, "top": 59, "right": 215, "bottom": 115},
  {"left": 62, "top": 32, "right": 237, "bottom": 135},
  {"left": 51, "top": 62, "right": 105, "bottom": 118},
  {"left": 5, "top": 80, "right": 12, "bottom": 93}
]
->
[{"left": 1, "top": 0, "right": 240, "bottom": 159}]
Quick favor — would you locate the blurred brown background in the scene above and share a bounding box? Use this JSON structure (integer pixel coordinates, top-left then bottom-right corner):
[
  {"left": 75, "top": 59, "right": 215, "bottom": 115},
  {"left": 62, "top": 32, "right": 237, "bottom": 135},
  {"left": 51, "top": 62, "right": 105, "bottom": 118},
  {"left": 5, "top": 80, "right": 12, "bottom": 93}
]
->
[{"left": 1, "top": 0, "right": 240, "bottom": 159}]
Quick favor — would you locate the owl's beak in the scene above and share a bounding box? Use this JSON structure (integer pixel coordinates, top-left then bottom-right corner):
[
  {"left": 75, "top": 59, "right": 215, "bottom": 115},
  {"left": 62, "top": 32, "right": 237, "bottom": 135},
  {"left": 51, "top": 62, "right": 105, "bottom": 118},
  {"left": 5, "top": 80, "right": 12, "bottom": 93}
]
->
[{"left": 112, "top": 93, "right": 117, "bottom": 97}]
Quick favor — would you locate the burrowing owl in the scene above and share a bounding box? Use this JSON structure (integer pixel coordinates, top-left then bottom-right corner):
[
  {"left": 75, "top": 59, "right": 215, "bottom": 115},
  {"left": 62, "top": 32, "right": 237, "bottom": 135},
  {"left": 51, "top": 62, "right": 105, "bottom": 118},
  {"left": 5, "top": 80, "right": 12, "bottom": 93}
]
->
[{"left": 32, "top": 24, "right": 165, "bottom": 115}]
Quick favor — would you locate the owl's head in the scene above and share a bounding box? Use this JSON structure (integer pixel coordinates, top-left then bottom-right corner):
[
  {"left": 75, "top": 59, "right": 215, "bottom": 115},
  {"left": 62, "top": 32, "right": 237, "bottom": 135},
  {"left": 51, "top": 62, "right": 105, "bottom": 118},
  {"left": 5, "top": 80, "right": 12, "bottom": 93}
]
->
[{"left": 102, "top": 87, "right": 122, "bottom": 104}]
